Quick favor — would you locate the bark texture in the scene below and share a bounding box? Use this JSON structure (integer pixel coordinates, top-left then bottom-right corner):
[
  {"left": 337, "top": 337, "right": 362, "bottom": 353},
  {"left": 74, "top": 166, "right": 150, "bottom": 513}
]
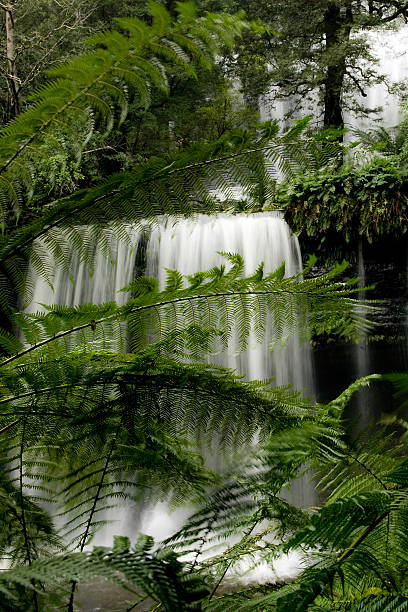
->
[{"left": 5, "top": 2, "right": 21, "bottom": 116}]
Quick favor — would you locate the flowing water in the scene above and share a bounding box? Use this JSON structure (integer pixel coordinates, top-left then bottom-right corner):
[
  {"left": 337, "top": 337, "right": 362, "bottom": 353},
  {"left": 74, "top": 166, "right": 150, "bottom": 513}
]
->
[
  {"left": 27, "top": 213, "right": 313, "bottom": 396},
  {"left": 26, "top": 213, "right": 316, "bottom": 600},
  {"left": 353, "top": 240, "right": 372, "bottom": 431},
  {"left": 24, "top": 24, "right": 408, "bottom": 609},
  {"left": 142, "top": 212, "right": 317, "bottom": 588},
  {"left": 145, "top": 212, "right": 313, "bottom": 394},
  {"left": 26, "top": 226, "right": 142, "bottom": 314}
]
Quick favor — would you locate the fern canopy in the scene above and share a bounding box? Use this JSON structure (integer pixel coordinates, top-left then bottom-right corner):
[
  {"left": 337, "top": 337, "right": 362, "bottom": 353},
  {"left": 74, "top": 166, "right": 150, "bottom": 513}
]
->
[{"left": 0, "top": 2, "right": 402, "bottom": 612}]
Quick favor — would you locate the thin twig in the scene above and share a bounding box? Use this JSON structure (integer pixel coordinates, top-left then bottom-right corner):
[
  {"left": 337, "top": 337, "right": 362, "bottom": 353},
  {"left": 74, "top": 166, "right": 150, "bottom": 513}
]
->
[
  {"left": 19, "top": 417, "right": 40, "bottom": 612},
  {"left": 209, "top": 520, "right": 259, "bottom": 600},
  {"left": 67, "top": 427, "right": 119, "bottom": 612}
]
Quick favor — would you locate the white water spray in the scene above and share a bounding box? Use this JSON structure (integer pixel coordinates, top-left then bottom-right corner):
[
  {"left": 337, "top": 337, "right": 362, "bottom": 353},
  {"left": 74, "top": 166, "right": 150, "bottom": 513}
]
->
[
  {"left": 145, "top": 212, "right": 313, "bottom": 393},
  {"left": 26, "top": 212, "right": 315, "bottom": 583}
]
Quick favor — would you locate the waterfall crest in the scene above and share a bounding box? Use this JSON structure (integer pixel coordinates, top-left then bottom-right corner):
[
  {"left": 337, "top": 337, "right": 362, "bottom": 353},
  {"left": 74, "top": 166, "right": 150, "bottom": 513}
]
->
[
  {"left": 25, "top": 212, "right": 315, "bottom": 558},
  {"left": 146, "top": 212, "right": 313, "bottom": 393}
]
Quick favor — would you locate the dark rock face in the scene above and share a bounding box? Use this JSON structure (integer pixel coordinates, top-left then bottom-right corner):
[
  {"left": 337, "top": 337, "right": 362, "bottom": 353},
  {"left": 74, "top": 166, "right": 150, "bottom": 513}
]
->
[{"left": 309, "top": 236, "right": 408, "bottom": 422}]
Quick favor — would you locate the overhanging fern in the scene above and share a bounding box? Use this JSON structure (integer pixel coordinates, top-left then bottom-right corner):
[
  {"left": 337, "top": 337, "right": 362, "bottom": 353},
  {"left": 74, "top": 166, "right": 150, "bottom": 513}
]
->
[
  {"left": 0, "top": 1, "right": 249, "bottom": 227},
  {"left": 0, "top": 3, "right": 398, "bottom": 611},
  {"left": 0, "top": 535, "right": 210, "bottom": 611}
]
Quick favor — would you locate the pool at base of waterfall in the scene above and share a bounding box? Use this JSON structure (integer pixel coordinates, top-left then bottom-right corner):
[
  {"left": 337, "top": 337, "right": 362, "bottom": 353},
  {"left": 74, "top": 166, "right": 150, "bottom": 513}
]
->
[
  {"left": 75, "top": 547, "right": 304, "bottom": 611},
  {"left": 77, "top": 580, "right": 153, "bottom": 611}
]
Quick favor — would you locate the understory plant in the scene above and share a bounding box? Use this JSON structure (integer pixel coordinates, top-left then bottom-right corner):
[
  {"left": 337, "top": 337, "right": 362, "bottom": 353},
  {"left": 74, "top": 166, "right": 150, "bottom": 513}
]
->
[
  {"left": 0, "top": 3, "right": 406, "bottom": 612},
  {"left": 280, "top": 156, "right": 408, "bottom": 248}
]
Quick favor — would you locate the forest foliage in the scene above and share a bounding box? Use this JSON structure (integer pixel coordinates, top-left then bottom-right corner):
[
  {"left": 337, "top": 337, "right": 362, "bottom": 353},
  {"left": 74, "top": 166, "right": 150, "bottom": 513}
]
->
[
  {"left": 0, "top": 2, "right": 408, "bottom": 612},
  {"left": 281, "top": 156, "right": 408, "bottom": 244}
]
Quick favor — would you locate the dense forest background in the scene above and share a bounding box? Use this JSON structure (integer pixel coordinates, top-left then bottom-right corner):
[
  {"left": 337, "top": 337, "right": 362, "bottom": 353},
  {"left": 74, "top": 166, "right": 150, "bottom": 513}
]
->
[{"left": 1, "top": 2, "right": 408, "bottom": 611}]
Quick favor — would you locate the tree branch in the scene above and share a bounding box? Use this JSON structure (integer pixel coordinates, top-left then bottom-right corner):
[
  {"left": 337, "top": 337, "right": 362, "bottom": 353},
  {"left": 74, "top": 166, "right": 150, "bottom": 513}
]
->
[
  {"left": 345, "top": 70, "right": 368, "bottom": 97},
  {"left": 381, "top": 1, "right": 408, "bottom": 22}
]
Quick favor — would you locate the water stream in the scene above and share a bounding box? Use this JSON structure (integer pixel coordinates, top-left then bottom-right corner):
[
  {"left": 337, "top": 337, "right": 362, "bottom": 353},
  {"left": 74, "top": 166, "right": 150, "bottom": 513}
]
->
[
  {"left": 146, "top": 212, "right": 313, "bottom": 394},
  {"left": 26, "top": 213, "right": 316, "bottom": 587},
  {"left": 23, "top": 24, "right": 408, "bottom": 609}
]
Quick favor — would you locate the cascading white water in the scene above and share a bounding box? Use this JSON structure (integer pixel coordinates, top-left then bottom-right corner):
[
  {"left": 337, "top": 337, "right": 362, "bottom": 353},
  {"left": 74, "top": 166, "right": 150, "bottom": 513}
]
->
[
  {"left": 145, "top": 212, "right": 313, "bottom": 395},
  {"left": 344, "top": 26, "right": 408, "bottom": 133},
  {"left": 352, "top": 241, "right": 372, "bottom": 431},
  {"left": 18, "top": 21, "right": 408, "bottom": 608},
  {"left": 26, "top": 212, "right": 316, "bottom": 583},
  {"left": 141, "top": 211, "right": 317, "bottom": 584},
  {"left": 27, "top": 213, "right": 313, "bottom": 394}
]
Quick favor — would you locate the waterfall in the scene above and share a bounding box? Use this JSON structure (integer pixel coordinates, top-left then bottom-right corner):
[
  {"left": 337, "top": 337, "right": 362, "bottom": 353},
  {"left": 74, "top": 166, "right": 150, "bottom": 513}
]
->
[
  {"left": 26, "top": 226, "right": 142, "bottom": 313},
  {"left": 145, "top": 212, "right": 313, "bottom": 394},
  {"left": 27, "top": 213, "right": 313, "bottom": 394},
  {"left": 26, "top": 212, "right": 316, "bottom": 583},
  {"left": 344, "top": 26, "right": 408, "bottom": 133},
  {"left": 260, "top": 25, "right": 408, "bottom": 132},
  {"left": 141, "top": 212, "right": 317, "bottom": 584},
  {"left": 353, "top": 240, "right": 372, "bottom": 430}
]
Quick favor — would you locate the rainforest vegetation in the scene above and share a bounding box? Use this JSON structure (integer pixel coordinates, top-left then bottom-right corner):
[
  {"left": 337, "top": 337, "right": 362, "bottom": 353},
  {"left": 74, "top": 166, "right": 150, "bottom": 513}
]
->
[{"left": 2, "top": 2, "right": 408, "bottom": 611}]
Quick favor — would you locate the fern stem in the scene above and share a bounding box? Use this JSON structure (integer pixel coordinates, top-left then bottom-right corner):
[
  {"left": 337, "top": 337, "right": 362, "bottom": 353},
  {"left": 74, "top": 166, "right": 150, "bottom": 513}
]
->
[
  {"left": 1, "top": 321, "right": 95, "bottom": 366},
  {"left": 189, "top": 520, "right": 214, "bottom": 574},
  {"left": 67, "top": 427, "right": 119, "bottom": 612},
  {"left": 348, "top": 451, "right": 388, "bottom": 489},
  {"left": 331, "top": 454, "right": 395, "bottom": 567},
  {"left": 0, "top": 384, "right": 78, "bottom": 405},
  {"left": 126, "top": 595, "right": 149, "bottom": 612},
  {"left": 0, "top": 189, "right": 117, "bottom": 264},
  {"left": 19, "top": 416, "right": 39, "bottom": 612},
  {"left": 208, "top": 520, "right": 259, "bottom": 600},
  {"left": 19, "top": 418, "right": 32, "bottom": 567},
  {"left": 0, "top": 288, "right": 332, "bottom": 368},
  {"left": 336, "top": 509, "right": 390, "bottom": 564},
  {"left": 79, "top": 438, "right": 116, "bottom": 551},
  {"left": 165, "top": 144, "right": 286, "bottom": 176},
  {"left": 0, "top": 417, "right": 20, "bottom": 433}
]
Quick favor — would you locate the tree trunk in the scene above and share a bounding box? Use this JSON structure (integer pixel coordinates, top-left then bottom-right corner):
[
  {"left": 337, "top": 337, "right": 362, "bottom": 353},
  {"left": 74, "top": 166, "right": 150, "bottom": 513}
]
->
[
  {"left": 5, "top": 2, "right": 20, "bottom": 117},
  {"left": 323, "top": 1, "right": 352, "bottom": 131},
  {"left": 165, "top": 0, "right": 178, "bottom": 17}
]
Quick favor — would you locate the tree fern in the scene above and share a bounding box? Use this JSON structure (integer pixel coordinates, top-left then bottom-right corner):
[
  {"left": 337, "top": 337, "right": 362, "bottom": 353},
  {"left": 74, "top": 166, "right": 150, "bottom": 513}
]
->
[
  {"left": 0, "top": 252, "right": 377, "bottom": 611},
  {"left": 0, "top": 255, "right": 374, "bottom": 375},
  {"left": 0, "top": 535, "right": 210, "bottom": 611},
  {"left": 0, "top": 119, "right": 346, "bottom": 326},
  {"left": 0, "top": 4, "right": 397, "bottom": 612},
  {"left": 150, "top": 374, "right": 408, "bottom": 612},
  {"left": 0, "top": 2, "right": 249, "bottom": 227}
]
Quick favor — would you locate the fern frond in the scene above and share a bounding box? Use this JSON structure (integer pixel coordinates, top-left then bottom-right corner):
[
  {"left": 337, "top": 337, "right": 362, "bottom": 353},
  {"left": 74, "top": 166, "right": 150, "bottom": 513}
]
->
[
  {"left": 349, "top": 596, "right": 408, "bottom": 611},
  {"left": 0, "top": 3, "right": 249, "bottom": 227},
  {"left": 0, "top": 123, "right": 329, "bottom": 314},
  {"left": 0, "top": 536, "right": 210, "bottom": 611},
  {"left": 0, "top": 254, "right": 375, "bottom": 370}
]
